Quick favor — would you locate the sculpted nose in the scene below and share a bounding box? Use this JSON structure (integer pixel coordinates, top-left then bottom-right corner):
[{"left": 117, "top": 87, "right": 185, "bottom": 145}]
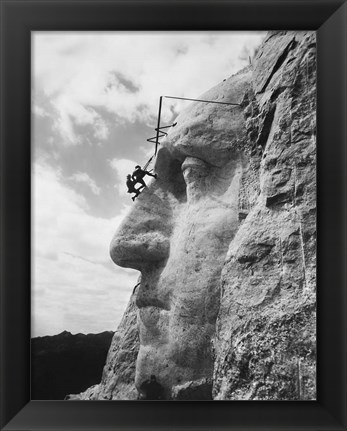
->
[
  {"left": 110, "top": 147, "right": 186, "bottom": 272},
  {"left": 110, "top": 182, "right": 172, "bottom": 272}
]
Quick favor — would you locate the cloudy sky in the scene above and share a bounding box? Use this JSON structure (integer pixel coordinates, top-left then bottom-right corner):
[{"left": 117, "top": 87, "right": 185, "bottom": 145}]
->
[{"left": 31, "top": 31, "right": 266, "bottom": 337}]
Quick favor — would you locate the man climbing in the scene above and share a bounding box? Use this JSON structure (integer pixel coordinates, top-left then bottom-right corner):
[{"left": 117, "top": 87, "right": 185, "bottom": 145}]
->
[
  {"left": 132, "top": 165, "right": 157, "bottom": 190},
  {"left": 126, "top": 175, "right": 141, "bottom": 201}
]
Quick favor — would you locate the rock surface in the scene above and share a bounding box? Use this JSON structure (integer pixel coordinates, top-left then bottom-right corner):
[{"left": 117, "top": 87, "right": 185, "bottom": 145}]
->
[
  {"left": 70, "top": 31, "right": 316, "bottom": 401},
  {"left": 212, "top": 30, "right": 316, "bottom": 400},
  {"left": 68, "top": 289, "right": 140, "bottom": 400}
]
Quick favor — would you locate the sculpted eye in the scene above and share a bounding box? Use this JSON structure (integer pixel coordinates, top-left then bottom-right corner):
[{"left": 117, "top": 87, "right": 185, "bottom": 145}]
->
[
  {"left": 181, "top": 156, "right": 239, "bottom": 200},
  {"left": 181, "top": 157, "right": 209, "bottom": 172}
]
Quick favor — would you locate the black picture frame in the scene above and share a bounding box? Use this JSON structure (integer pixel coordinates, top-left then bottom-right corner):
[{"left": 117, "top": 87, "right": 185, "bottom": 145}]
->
[{"left": 1, "top": 0, "right": 346, "bottom": 429}]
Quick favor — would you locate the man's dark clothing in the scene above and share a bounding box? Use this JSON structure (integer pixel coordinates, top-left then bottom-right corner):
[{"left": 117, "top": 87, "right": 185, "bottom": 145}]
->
[
  {"left": 126, "top": 178, "right": 137, "bottom": 193},
  {"left": 132, "top": 167, "right": 156, "bottom": 189},
  {"left": 132, "top": 166, "right": 146, "bottom": 181},
  {"left": 126, "top": 178, "right": 141, "bottom": 201}
]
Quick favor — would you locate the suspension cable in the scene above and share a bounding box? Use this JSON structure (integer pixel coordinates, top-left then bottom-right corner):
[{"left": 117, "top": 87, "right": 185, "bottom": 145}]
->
[
  {"left": 164, "top": 95, "right": 239, "bottom": 106},
  {"left": 143, "top": 94, "right": 239, "bottom": 167}
]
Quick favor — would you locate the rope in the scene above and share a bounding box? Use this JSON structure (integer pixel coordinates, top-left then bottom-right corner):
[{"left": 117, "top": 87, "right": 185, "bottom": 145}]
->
[
  {"left": 164, "top": 95, "right": 239, "bottom": 106},
  {"left": 146, "top": 125, "right": 172, "bottom": 145},
  {"left": 143, "top": 155, "right": 154, "bottom": 171}
]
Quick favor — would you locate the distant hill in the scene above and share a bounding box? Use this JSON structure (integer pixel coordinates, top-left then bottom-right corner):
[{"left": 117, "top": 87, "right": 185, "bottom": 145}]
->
[{"left": 31, "top": 330, "right": 114, "bottom": 400}]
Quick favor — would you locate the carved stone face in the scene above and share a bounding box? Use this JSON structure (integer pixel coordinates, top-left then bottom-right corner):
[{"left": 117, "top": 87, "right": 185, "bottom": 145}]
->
[{"left": 110, "top": 69, "right": 251, "bottom": 399}]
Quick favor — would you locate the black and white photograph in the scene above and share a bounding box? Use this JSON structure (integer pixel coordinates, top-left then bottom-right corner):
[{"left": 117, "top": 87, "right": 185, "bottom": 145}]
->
[{"left": 31, "top": 30, "right": 317, "bottom": 401}]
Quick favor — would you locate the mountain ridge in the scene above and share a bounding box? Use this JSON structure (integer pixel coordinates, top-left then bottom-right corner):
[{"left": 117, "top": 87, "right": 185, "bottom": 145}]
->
[{"left": 31, "top": 330, "right": 114, "bottom": 400}]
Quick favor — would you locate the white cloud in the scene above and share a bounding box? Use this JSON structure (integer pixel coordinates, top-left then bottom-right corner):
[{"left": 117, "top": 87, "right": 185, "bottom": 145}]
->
[
  {"left": 32, "top": 31, "right": 266, "bottom": 145},
  {"left": 94, "top": 118, "right": 109, "bottom": 140},
  {"left": 50, "top": 96, "right": 107, "bottom": 145},
  {"left": 32, "top": 162, "right": 137, "bottom": 336},
  {"left": 70, "top": 171, "right": 101, "bottom": 195},
  {"left": 33, "top": 104, "right": 48, "bottom": 118}
]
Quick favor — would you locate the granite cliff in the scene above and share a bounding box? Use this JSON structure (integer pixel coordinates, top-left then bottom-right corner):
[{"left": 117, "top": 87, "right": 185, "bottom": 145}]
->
[{"left": 70, "top": 31, "right": 316, "bottom": 401}]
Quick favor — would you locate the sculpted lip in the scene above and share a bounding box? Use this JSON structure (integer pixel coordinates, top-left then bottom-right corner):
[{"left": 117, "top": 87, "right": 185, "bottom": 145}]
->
[
  {"left": 136, "top": 291, "right": 171, "bottom": 310},
  {"left": 138, "top": 306, "right": 170, "bottom": 337},
  {"left": 136, "top": 274, "right": 171, "bottom": 310}
]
